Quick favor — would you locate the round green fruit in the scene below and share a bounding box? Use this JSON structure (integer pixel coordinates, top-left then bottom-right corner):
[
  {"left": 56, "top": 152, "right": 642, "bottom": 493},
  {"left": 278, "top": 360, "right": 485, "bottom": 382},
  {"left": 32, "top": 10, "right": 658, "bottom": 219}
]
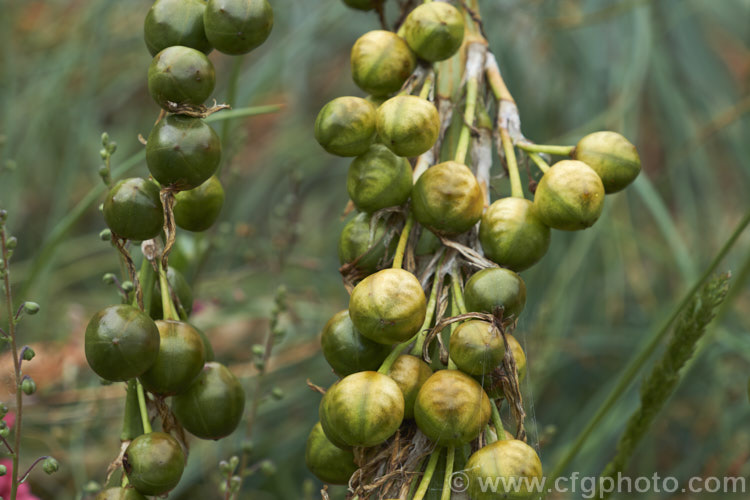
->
[
  {"left": 464, "top": 267, "right": 526, "bottom": 321},
  {"left": 144, "top": 0, "right": 212, "bottom": 56},
  {"left": 174, "top": 175, "right": 225, "bottom": 232},
  {"left": 173, "top": 362, "right": 245, "bottom": 439},
  {"left": 84, "top": 305, "right": 160, "bottom": 382},
  {"left": 507, "top": 334, "right": 526, "bottom": 382},
  {"left": 403, "top": 2, "right": 464, "bottom": 62},
  {"left": 103, "top": 178, "right": 163, "bottom": 241},
  {"left": 465, "top": 439, "right": 543, "bottom": 500},
  {"left": 573, "top": 131, "right": 641, "bottom": 193},
  {"left": 479, "top": 197, "right": 550, "bottom": 272},
  {"left": 347, "top": 144, "right": 412, "bottom": 212},
  {"left": 414, "top": 370, "right": 491, "bottom": 446},
  {"left": 203, "top": 0, "right": 273, "bottom": 55},
  {"left": 342, "top": 0, "right": 374, "bottom": 10},
  {"left": 320, "top": 310, "right": 391, "bottom": 376},
  {"left": 305, "top": 422, "right": 358, "bottom": 485},
  {"left": 150, "top": 266, "right": 194, "bottom": 319},
  {"left": 139, "top": 320, "right": 205, "bottom": 395},
  {"left": 412, "top": 161, "right": 484, "bottom": 235},
  {"left": 96, "top": 487, "right": 147, "bottom": 500},
  {"left": 123, "top": 432, "right": 185, "bottom": 496},
  {"left": 349, "top": 268, "right": 427, "bottom": 344},
  {"left": 193, "top": 326, "right": 215, "bottom": 362},
  {"left": 319, "top": 371, "right": 404, "bottom": 448},
  {"left": 147, "top": 46, "right": 215, "bottom": 110},
  {"left": 146, "top": 115, "right": 221, "bottom": 190},
  {"left": 387, "top": 355, "right": 432, "bottom": 419},
  {"left": 338, "top": 213, "right": 392, "bottom": 274},
  {"left": 376, "top": 95, "right": 439, "bottom": 158},
  {"left": 533, "top": 160, "right": 605, "bottom": 231},
  {"left": 481, "top": 333, "right": 526, "bottom": 399},
  {"left": 351, "top": 30, "right": 416, "bottom": 96},
  {"left": 449, "top": 320, "right": 505, "bottom": 376},
  {"left": 314, "top": 97, "right": 376, "bottom": 157}
]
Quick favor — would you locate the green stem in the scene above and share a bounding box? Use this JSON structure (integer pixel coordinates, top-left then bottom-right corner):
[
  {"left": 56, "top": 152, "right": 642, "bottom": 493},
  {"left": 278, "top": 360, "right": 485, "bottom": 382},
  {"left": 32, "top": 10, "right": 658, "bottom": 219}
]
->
[
  {"left": 419, "top": 72, "right": 434, "bottom": 100},
  {"left": 500, "top": 128, "right": 524, "bottom": 198},
  {"left": 120, "top": 380, "right": 143, "bottom": 441},
  {"left": 526, "top": 151, "right": 551, "bottom": 174},
  {"left": 134, "top": 256, "right": 156, "bottom": 315},
  {"left": 158, "top": 263, "right": 178, "bottom": 321},
  {"left": 454, "top": 77, "right": 479, "bottom": 165},
  {"left": 490, "top": 401, "right": 505, "bottom": 440},
  {"left": 392, "top": 215, "right": 414, "bottom": 270},
  {"left": 548, "top": 209, "right": 750, "bottom": 485},
  {"left": 135, "top": 380, "right": 152, "bottom": 434},
  {"left": 517, "top": 143, "right": 574, "bottom": 156},
  {"left": 449, "top": 265, "right": 467, "bottom": 315},
  {"left": 441, "top": 446, "right": 455, "bottom": 500},
  {"left": 413, "top": 448, "right": 442, "bottom": 500}
]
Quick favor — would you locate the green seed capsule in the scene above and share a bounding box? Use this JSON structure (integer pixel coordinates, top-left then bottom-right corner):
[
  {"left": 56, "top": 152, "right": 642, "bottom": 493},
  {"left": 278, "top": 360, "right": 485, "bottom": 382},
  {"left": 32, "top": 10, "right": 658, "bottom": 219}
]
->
[
  {"left": 403, "top": 2, "right": 465, "bottom": 62},
  {"left": 347, "top": 144, "right": 413, "bottom": 212},
  {"left": 139, "top": 320, "right": 205, "bottom": 396},
  {"left": 464, "top": 267, "right": 527, "bottom": 320},
  {"left": 305, "top": 422, "right": 358, "bottom": 484},
  {"left": 466, "top": 439, "right": 543, "bottom": 500},
  {"left": 103, "top": 178, "right": 164, "bottom": 241},
  {"left": 573, "top": 131, "right": 641, "bottom": 194},
  {"left": 203, "top": 0, "right": 273, "bottom": 55},
  {"left": 533, "top": 160, "right": 605, "bottom": 231},
  {"left": 314, "top": 97, "right": 377, "bottom": 157},
  {"left": 96, "top": 487, "right": 148, "bottom": 500},
  {"left": 173, "top": 175, "right": 225, "bottom": 232},
  {"left": 123, "top": 432, "right": 185, "bottom": 496},
  {"left": 449, "top": 320, "right": 505, "bottom": 375},
  {"left": 338, "top": 213, "right": 394, "bottom": 275},
  {"left": 147, "top": 46, "right": 215, "bottom": 110},
  {"left": 144, "top": 0, "right": 213, "bottom": 56},
  {"left": 320, "top": 310, "right": 391, "bottom": 376},
  {"left": 351, "top": 30, "right": 416, "bottom": 96},
  {"left": 387, "top": 355, "right": 432, "bottom": 419},
  {"left": 376, "top": 95, "right": 440, "bottom": 158}
]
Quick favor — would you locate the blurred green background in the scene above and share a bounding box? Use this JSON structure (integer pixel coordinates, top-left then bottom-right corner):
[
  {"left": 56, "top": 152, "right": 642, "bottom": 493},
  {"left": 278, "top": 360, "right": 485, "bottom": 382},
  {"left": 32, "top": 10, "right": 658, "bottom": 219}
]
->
[{"left": 0, "top": 0, "right": 749, "bottom": 498}]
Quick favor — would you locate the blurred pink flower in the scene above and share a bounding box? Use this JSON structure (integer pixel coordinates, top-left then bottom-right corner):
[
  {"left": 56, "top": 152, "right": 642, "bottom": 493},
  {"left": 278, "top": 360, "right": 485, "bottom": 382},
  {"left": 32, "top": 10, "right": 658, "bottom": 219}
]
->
[{"left": 0, "top": 414, "right": 41, "bottom": 500}]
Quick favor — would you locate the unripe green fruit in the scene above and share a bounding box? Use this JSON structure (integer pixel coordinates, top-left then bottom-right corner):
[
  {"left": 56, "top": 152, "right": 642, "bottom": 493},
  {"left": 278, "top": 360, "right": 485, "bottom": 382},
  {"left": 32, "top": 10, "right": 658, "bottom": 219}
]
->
[
  {"left": 314, "top": 97, "right": 376, "bottom": 157},
  {"left": 144, "top": 0, "right": 212, "bottom": 56},
  {"left": 96, "top": 487, "right": 148, "bottom": 500},
  {"left": 123, "top": 432, "right": 185, "bottom": 496},
  {"left": 174, "top": 175, "right": 225, "bottom": 232},
  {"left": 507, "top": 334, "right": 526, "bottom": 382},
  {"left": 319, "top": 371, "right": 404, "bottom": 448},
  {"left": 173, "top": 362, "right": 245, "bottom": 439},
  {"left": 146, "top": 116, "right": 221, "bottom": 190},
  {"left": 412, "top": 162, "right": 484, "bottom": 235},
  {"left": 465, "top": 439, "right": 543, "bottom": 500},
  {"left": 479, "top": 197, "right": 550, "bottom": 272},
  {"left": 349, "top": 268, "right": 427, "bottom": 344},
  {"left": 305, "top": 422, "right": 358, "bottom": 485},
  {"left": 414, "top": 370, "right": 491, "bottom": 446},
  {"left": 338, "top": 213, "right": 392, "bottom": 274},
  {"left": 449, "top": 320, "right": 505, "bottom": 375},
  {"left": 139, "top": 320, "right": 205, "bottom": 396},
  {"left": 351, "top": 30, "right": 416, "bottom": 96},
  {"left": 403, "top": 2, "right": 464, "bottom": 62},
  {"left": 481, "top": 333, "right": 526, "bottom": 399},
  {"left": 320, "top": 310, "right": 391, "bottom": 376},
  {"left": 85, "top": 305, "right": 160, "bottom": 382},
  {"left": 150, "top": 267, "right": 193, "bottom": 319},
  {"left": 204, "top": 0, "right": 273, "bottom": 55},
  {"left": 103, "top": 178, "right": 164, "bottom": 241},
  {"left": 147, "top": 46, "right": 215, "bottom": 110},
  {"left": 573, "top": 131, "right": 641, "bottom": 193},
  {"left": 347, "top": 144, "right": 412, "bottom": 212},
  {"left": 193, "top": 326, "right": 215, "bottom": 362},
  {"left": 533, "top": 160, "right": 605, "bottom": 231},
  {"left": 376, "top": 95, "right": 440, "bottom": 158},
  {"left": 387, "top": 355, "right": 432, "bottom": 419},
  {"left": 342, "top": 0, "right": 374, "bottom": 10},
  {"left": 464, "top": 267, "right": 527, "bottom": 320}
]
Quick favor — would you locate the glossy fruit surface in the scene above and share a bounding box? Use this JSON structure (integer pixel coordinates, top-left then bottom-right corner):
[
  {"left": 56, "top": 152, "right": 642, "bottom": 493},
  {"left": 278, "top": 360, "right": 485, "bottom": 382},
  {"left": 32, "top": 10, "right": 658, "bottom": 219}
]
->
[
  {"left": 351, "top": 30, "right": 416, "bottom": 96},
  {"left": 464, "top": 267, "right": 527, "bottom": 320},
  {"left": 305, "top": 422, "right": 358, "bottom": 484},
  {"left": 203, "top": 0, "right": 273, "bottom": 55},
  {"left": 150, "top": 266, "right": 194, "bottom": 319},
  {"left": 533, "top": 160, "right": 605, "bottom": 231},
  {"left": 85, "top": 305, "right": 160, "bottom": 382},
  {"left": 465, "top": 439, "right": 543, "bottom": 500},
  {"left": 412, "top": 162, "right": 484, "bottom": 235},
  {"left": 403, "top": 2, "right": 464, "bottom": 62},
  {"left": 173, "top": 175, "right": 225, "bottom": 232},
  {"left": 314, "top": 97, "right": 376, "bottom": 157},
  {"left": 506, "top": 334, "right": 526, "bottom": 382},
  {"left": 479, "top": 197, "right": 550, "bottom": 272},
  {"left": 123, "top": 432, "right": 185, "bottom": 496},
  {"left": 320, "top": 310, "right": 391, "bottom": 376},
  {"left": 349, "top": 268, "right": 427, "bottom": 344},
  {"left": 144, "top": 0, "right": 212, "bottom": 56},
  {"left": 414, "top": 370, "right": 491, "bottom": 446},
  {"left": 387, "top": 355, "right": 432, "bottom": 419},
  {"left": 449, "top": 320, "right": 505, "bottom": 375},
  {"left": 573, "top": 131, "right": 641, "bottom": 193},
  {"left": 319, "top": 371, "right": 404, "bottom": 447},
  {"left": 338, "top": 213, "right": 391, "bottom": 273},
  {"left": 96, "top": 487, "right": 147, "bottom": 500},
  {"left": 148, "top": 46, "right": 215, "bottom": 110},
  {"left": 139, "top": 320, "right": 205, "bottom": 395},
  {"left": 173, "top": 362, "right": 245, "bottom": 439},
  {"left": 376, "top": 96, "right": 440, "bottom": 158},
  {"left": 103, "top": 178, "right": 163, "bottom": 241},
  {"left": 347, "top": 144, "right": 412, "bottom": 212},
  {"left": 193, "top": 325, "right": 215, "bottom": 362},
  {"left": 146, "top": 115, "right": 221, "bottom": 190}
]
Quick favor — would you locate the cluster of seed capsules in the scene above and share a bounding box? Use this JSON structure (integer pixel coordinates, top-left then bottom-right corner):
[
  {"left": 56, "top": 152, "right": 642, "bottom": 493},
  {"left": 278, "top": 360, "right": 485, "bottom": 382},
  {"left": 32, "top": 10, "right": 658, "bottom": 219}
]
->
[
  {"left": 84, "top": 1, "right": 272, "bottom": 498},
  {"left": 306, "top": 1, "right": 641, "bottom": 498}
]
